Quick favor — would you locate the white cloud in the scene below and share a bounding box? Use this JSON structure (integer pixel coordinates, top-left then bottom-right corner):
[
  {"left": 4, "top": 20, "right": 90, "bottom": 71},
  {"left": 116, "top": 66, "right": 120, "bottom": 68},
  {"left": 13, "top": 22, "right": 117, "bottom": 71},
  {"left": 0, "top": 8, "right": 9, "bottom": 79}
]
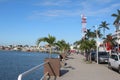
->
[
  {"left": 111, "top": 3, "right": 120, "bottom": 8},
  {"left": 28, "top": 9, "right": 80, "bottom": 19},
  {"left": 34, "top": 0, "right": 72, "bottom": 6},
  {"left": 34, "top": 1, "right": 59, "bottom": 6},
  {"left": 0, "top": 0, "right": 8, "bottom": 2},
  {"left": 78, "top": 0, "right": 120, "bottom": 17},
  {"left": 92, "top": 3, "right": 120, "bottom": 15},
  {"left": 94, "top": 0, "right": 113, "bottom": 3},
  {"left": 29, "top": 0, "right": 120, "bottom": 19}
]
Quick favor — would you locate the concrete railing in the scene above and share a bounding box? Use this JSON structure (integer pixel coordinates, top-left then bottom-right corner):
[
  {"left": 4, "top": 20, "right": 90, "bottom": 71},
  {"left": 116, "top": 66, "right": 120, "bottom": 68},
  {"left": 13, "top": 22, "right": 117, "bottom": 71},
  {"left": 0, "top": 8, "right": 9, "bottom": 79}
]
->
[{"left": 17, "top": 61, "right": 49, "bottom": 80}]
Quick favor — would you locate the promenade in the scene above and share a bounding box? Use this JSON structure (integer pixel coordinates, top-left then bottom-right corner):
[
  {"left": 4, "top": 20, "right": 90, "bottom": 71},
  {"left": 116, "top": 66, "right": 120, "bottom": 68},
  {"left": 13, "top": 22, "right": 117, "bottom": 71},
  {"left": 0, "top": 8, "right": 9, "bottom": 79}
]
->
[{"left": 57, "top": 54, "right": 120, "bottom": 80}]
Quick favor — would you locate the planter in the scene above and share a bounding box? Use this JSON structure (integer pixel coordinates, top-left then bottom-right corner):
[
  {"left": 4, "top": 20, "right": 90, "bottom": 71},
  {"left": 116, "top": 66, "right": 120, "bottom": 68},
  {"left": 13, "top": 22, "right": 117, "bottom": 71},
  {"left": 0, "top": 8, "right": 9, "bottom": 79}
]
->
[
  {"left": 60, "top": 53, "right": 66, "bottom": 60},
  {"left": 44, "top": 58, "right": 60, "bottom": 77}
]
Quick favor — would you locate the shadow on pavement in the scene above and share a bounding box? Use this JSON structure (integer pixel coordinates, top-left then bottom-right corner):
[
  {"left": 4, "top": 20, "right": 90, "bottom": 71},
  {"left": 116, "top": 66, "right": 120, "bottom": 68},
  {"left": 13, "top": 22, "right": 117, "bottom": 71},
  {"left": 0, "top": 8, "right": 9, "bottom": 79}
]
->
[{"left": 60, "top": 70, "right": 69, "bottom": 76}]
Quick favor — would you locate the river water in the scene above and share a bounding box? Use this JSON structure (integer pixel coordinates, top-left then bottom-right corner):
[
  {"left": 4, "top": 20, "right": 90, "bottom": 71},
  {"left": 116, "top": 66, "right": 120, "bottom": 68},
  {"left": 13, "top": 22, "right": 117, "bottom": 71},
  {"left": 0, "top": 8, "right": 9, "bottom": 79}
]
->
[{"left": 0, "top": 50, "right": 58, "bottom": 80}]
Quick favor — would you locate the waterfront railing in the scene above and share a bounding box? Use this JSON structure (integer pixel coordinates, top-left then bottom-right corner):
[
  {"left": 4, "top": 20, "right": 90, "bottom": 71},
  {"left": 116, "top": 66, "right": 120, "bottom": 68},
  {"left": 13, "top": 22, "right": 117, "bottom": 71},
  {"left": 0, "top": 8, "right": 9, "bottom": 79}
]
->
[{"left": 17, "top": 61, "right": 49, "bottom": 80}]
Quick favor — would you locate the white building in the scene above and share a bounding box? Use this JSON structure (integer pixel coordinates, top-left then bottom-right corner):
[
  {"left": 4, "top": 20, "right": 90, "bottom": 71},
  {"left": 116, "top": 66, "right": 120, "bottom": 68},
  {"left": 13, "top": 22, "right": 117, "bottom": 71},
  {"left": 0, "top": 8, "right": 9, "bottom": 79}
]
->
[{"left": 112, "top": 30, "right": 120, "bottom": 44}]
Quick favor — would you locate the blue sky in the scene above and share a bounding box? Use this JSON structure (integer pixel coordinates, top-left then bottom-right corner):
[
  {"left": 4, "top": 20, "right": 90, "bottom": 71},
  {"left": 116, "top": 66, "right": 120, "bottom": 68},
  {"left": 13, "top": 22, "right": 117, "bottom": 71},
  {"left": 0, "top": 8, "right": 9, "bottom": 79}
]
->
[{"left": 0, "top": 0, "right": 120, "bottom": 46}]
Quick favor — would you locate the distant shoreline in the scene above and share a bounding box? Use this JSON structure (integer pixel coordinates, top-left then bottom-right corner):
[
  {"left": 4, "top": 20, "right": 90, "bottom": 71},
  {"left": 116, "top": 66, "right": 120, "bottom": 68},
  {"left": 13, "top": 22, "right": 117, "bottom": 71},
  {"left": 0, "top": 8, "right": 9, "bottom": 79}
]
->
[
  {"left": 0, "top": 45, "right": 61, "bottom": 54},
  {"left": 0, "top": 49, "right": 60, "bottom": 54}
]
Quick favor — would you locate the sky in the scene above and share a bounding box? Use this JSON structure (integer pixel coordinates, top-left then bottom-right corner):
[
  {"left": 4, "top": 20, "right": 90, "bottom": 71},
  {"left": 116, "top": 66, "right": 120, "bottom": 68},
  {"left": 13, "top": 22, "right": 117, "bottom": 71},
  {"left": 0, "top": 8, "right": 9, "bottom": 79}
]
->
[{"left": 0, "top": 0, "right": 120, "bottom": 46}]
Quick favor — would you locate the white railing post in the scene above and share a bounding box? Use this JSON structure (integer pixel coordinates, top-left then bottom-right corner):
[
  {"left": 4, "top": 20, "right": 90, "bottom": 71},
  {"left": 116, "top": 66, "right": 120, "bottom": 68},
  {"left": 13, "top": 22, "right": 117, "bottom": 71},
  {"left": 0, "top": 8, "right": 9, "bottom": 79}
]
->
[
  {"left": 40, "top": 72, "right": 48, "bottom": 80},
  {"left": 18, "top": 74, "right": 22, "bottom": 80},
  {"left": 17, "top": 61, "right": 49, "bottom": 80}
]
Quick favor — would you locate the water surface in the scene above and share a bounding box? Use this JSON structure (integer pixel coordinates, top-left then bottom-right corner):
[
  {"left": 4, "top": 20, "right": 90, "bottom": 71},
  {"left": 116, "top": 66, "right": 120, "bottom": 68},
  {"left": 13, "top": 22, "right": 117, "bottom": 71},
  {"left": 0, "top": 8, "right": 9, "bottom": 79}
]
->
[{"left": 0, "top": 50, "right": 58, "bottom": 80}]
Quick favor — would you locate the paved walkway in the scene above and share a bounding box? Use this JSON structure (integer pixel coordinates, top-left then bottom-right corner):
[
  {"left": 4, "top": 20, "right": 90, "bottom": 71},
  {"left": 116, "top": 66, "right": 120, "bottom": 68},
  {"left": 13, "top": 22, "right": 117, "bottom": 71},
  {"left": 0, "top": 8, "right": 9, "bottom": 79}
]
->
[{"left": 57, "top": 54, "right": 120, "bottom": 80}]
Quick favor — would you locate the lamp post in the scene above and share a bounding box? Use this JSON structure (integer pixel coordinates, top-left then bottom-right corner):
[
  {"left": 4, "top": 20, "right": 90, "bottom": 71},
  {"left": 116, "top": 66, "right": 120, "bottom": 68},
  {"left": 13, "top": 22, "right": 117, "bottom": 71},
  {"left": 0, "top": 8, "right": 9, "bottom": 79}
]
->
[
  {"left": 95, "top": 25, "right": 99, "bottom": 64},
  {"left": 96, "top": 31, "right": 99, "bottom": 64}
]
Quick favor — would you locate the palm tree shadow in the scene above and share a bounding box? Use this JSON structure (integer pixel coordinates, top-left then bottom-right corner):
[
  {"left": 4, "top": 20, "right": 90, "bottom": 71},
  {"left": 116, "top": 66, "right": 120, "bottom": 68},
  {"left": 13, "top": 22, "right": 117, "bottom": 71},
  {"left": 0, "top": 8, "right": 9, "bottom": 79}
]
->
[
  {"left": 60, "top": 70, "right": 69, "bottom": 76},
  {"left": 60, "top": 66, "right": 75, "bottom": 76},
  {"left": 64, "top": 66, "right": 75, "bottom": 70},
  {"left": 65, "top": 57, "right": 74, "bottom": 60}
]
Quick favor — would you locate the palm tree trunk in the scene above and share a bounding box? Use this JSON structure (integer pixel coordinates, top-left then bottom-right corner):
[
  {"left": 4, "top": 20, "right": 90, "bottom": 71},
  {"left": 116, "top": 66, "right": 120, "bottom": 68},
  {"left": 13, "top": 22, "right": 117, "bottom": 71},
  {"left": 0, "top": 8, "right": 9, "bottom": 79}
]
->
[
  {"left": 103, "top": 28, "right": 106, "bottom": 51},
  {"left": 85, "top": 50, "right": 88, "bottom": 61},
  {"left": 103, "top": 28, "right": 105, "bottom": 38},
  {"left": 90, "top": 52, "right": 92, "bottom": 62},
  {"left": 49, "top": 47, "right": 52, "bottom": 58}
]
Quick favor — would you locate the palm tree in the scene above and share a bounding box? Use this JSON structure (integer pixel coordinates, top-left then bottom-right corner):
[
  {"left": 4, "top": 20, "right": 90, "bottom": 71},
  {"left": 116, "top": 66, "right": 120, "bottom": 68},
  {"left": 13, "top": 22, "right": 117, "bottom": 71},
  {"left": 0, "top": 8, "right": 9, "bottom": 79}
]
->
[
  {"left": 103, "top": 34, "right": 117, "bottom": 52},
  {"left": 85, "top": 29, "right": 94, "bottom": 39},
  {"left": 88, "top": 39, "right": 96, "bottom": 61},
  {"left": 93, "top": 29, "right": 103, "bottom": 39},
  {"left": 56, "top": 40, "right": 66, "bottom": 53},
  {"left": 85, "top": 28, "right": 103, "bottom": 39},
  {"left": 79, "top": 28, "right": 102, "bottom": 61},
  {"left": 92, "top": 26, "right": 103, "bottom": 39},
  {"left": 63, "top": 42, "right": 70, "bottom": 53},
  {"left": 99, "top": 21, "right": 109, "bottom": 38},
  {"left": 55, "top": 40, "right": 70, "bottom": 62},
  {"left": 74, "top": 40, "right": 81, "bottom": 50},
  {"left": 56, "top": 40, "right": 70, "bottom": 54},
  {"left": 79, "top": 38, "right": 96, "bottom": 61},
  {"left": 111, "top": 9, "right": 120, "bottom": 25},
  {"left": 36, "top": 34, "right": 56, "bottom": 58}
]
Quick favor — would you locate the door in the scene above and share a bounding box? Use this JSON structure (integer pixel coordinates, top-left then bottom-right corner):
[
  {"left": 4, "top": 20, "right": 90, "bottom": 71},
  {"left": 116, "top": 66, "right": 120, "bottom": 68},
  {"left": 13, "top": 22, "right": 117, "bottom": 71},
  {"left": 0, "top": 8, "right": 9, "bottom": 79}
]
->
[
  {"left": 114, "top": 55, "right": 119, "bottom": 69},
  {"left": 110, "top": 55, "right": 116, "bottom": 67}
]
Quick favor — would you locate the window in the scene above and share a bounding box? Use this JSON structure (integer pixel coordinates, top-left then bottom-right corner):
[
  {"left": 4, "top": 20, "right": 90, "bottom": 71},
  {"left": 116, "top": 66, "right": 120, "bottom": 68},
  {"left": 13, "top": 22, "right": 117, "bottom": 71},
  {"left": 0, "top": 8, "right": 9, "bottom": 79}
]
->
[
  {"left": 111, "top": 55, "right": 118, "bottom": 60},
  {"left": 111, "top": 55, "right": 115, "bottom": 59},
  {"left": 114, "top": 55, "right": 118, "bottom": 61}
]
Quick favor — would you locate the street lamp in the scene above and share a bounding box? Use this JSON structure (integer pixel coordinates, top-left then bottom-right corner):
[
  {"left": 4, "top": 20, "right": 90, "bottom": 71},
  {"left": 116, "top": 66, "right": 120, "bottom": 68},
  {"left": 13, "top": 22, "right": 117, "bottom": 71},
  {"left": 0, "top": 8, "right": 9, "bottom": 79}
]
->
[
  {"left": 96, "top": 32, "right": 99, "bottom": 64},
  {"left": 95, "top": 25, "right": 99, "bottom": 64}
]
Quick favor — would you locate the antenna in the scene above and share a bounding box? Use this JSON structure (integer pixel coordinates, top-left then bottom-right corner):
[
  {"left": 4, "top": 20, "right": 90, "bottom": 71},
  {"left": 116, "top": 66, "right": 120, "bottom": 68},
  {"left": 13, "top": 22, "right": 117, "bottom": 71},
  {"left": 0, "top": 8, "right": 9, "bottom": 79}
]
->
[{"left": 81, "top": 14, "right": 87, "bottom": 38}]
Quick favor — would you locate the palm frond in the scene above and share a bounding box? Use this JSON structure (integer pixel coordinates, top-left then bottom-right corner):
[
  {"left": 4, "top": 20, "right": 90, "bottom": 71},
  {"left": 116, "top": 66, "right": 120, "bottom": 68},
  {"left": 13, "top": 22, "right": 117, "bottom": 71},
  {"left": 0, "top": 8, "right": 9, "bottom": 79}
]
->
[
  {"left": 36, "top": 38, "right": 45, "bottom": 46},
  {"left": 111, "top": 14, "right": 118, "bottom": 17},
  {"left": 112, "top": 9, "right": 120, "bottom": 24},
  {"left": 117, "top": 9, "right": 120, "bottom": 15}
]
